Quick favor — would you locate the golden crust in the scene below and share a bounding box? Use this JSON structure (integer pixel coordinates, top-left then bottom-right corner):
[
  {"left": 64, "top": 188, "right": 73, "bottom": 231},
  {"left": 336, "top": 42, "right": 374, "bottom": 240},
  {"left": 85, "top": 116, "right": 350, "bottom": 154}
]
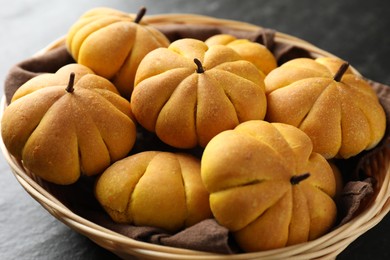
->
[
  {"left": 95, "top": 151, "right": 212, "bottom": 232},
  {"left": 132, "top": 38, "right": 267, "bottom": 148},
  {"left": 66, "top": 7, "right": 170, "bottom": 98},
  {"left": 1, "top": 64, "right": 136, "bottom": 184},
  {"left": 265, "top": 57, "right": 386, "bottom": 159},
  {"left": 205, "top": 34, "right": 277, "bottom": 75},
  {"left": 201, "top": 120, "right": 337, "bottom": 251}
]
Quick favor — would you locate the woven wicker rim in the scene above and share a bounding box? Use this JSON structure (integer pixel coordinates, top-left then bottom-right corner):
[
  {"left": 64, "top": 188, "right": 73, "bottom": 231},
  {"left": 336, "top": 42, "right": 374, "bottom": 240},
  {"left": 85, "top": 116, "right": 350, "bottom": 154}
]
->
[{"left": 2, "top": 13, "right": 390, "bottom": 260}]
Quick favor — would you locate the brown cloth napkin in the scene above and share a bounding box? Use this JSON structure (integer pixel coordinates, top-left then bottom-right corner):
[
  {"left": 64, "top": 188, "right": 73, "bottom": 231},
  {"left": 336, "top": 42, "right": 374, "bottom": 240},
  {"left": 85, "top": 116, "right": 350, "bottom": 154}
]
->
[
  {"left": 3, "top": 24, "right": 390, "bottom": 254},
  {"left": 4, "top": 45, "right": 75, "bottom": 104}
]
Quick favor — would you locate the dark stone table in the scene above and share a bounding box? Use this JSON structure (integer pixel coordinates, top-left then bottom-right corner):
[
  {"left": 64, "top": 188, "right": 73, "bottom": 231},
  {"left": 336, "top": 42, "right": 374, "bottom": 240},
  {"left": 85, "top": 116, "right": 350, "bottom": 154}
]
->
[{"left": 1, "top": 0, "right": 389, "bottom": 259}]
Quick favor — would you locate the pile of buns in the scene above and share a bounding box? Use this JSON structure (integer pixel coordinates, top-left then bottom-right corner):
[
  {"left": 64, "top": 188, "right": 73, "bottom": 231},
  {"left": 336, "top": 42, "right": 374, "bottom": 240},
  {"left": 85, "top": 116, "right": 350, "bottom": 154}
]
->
[{"left": 1, "top": 7, "right": 386, "bottom": 252}]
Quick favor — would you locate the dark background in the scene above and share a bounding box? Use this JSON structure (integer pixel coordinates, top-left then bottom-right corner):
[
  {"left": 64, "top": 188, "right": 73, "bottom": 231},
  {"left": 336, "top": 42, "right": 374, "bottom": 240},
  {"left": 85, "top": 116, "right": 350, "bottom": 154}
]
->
[{"left": 1, "top": 0, "right": 389, "bottom": 259}]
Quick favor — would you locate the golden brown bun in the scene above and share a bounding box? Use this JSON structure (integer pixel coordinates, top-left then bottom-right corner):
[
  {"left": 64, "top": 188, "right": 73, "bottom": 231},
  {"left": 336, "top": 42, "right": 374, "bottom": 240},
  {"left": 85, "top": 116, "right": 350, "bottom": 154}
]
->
[
  {"left": 265, "top": 57, "right": 386, "bottom": 159},
  {"left": 132, "top": 38, "right": 267, "bottom": 148},
  {"left": 95, "top": 151, "right": 212, "bottom": 232},
  {"left": 201, "top": 120, "right": 337, "bottom": 252},
  {"left": 1, "top": 64, "right": 136, "bottom": 185},
  {"left": 205, "top": 34, "right": 277, "bottom": 75},
  {"left": 66, "top": 7, "right": 170, "bottom": 98}
]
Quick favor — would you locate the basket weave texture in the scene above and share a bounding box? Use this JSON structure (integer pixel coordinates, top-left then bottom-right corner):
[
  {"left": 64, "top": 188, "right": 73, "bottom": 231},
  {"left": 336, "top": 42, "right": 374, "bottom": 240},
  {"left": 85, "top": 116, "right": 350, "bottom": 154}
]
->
[{"left": 2, "top": 14, "right": 390, "bottom": 260}]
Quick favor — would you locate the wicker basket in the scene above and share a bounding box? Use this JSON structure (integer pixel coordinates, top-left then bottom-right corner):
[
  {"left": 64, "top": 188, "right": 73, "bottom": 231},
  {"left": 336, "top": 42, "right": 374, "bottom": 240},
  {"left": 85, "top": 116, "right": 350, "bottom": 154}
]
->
[{"left": 2, "top": 13, "right": 390, "bottom": 260}]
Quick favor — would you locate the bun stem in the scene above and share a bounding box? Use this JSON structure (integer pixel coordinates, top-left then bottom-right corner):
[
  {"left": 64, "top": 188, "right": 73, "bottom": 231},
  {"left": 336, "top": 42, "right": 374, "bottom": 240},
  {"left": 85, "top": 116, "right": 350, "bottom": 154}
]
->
[
  {"left": 290, "top": 173, "right": 310, "bottom": 185},
  {"left": 194, "top": 58, "right": 205, "bottom": 73},
  {"left": 333, "top": 62, "right": 350, "bottom": 82},
  {"left": 134, "top": 6, "right": 147, "bottom": 24},
  {"left": 65, "top": 72, "right": 75, "bottom": 93}
]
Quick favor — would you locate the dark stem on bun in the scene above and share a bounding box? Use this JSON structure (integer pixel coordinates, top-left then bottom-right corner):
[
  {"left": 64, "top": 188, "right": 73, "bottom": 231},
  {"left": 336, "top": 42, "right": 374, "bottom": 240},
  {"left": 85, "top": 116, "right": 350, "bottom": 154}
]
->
[
  {"left": 134, "top": 6, "right": 147, "bottom": 24},
  {"left": 333, "top": 62, "right": 350, "bottom": 82},
  {"left": 290, "top": 173, "right": 310, "bottom": 185},
  {"left": 194, "top": 58, "right": 205, "bottom": 73},
  {"left": 65, "top": 72, "right": 75, "bottom": 93}
]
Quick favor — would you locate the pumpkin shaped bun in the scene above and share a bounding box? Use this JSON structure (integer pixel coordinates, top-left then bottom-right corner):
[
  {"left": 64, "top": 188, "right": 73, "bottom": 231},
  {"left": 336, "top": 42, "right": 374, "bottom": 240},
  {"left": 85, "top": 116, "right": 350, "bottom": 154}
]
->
[
  {"left": 265, "top": 57, "right": 386, "bottom": 159},
  {"left": 1, "top": 64, "right": 136, "bottom": 185},
  {"left": 66, "top": 7, "right": 170, "bottom": 98},
  {"left": 201, "top": 120, "right": 337, "bottom": 252},
  {"left": 131, "top": 38, "right": 267, "bottom": 148},
  {"left": 95, "top": 151, "right": 212, "bottom": 232},
  {"left": 205, "top": 34, "right": 277, "bottom": 76}
]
